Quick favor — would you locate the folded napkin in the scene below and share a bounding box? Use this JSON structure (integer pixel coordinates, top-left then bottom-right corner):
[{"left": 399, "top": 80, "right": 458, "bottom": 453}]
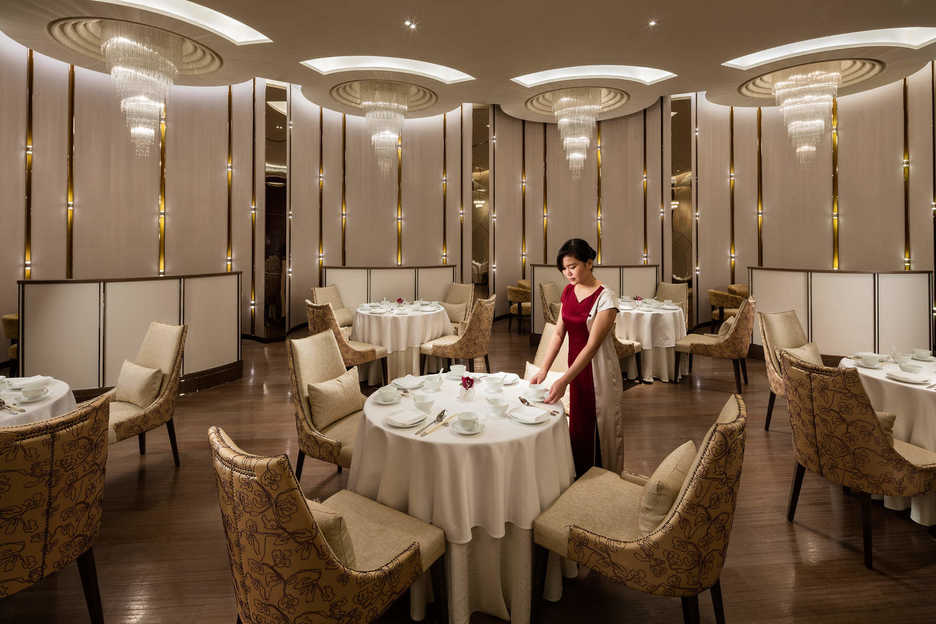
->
[
  {"left": 510, "top": 405, "right": 548, "bottom": 424},
  {"left": 392, "top": 375, "right": 423, "bottom": 390},
  {"left": 386, "top": 409, "right": 425, "bottom": 427},
  {"left": 885, "top": 370, "right": 929, "bottom": 385},
  {"left": 14, "top": 376, "right": 51, "bottom": 391}
]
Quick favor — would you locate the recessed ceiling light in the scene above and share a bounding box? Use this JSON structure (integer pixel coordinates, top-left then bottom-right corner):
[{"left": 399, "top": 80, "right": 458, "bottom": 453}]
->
[
  {"left": 301, "top": 56, "right": 474, "bottom": 84},
  {"left": 722, "top": 27, "right": 936, "bottom": 70},
  {"left": 91, "top": 0, "right": 271, "bottom": 45},
  {"left": 648, "top": 19, "right": 657, "bottom": 27},
  {"left": 510, "top": 64, "right": 676, "bottom": 88},
  {"left": 403, "top": 19, "right": 417, "bottom": 30}
]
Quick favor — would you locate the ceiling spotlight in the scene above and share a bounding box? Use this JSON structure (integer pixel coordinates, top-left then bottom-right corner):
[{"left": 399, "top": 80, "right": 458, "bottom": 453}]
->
[
  {"left": 404, "top": 19, "right": 417, "bottom": 30},
  {"left": 648, "top": 19, "right": 657, "bottom": 27}
]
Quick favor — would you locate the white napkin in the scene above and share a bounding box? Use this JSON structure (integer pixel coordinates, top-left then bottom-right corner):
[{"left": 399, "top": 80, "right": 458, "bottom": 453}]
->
[
  {"left": 885, "top": 370, "right": 929, "bottom": 385},
  {"left": 14, "top": 376, "right": 51, "bottom": 391},
  {"left": 392, "top": 375, "right": 423, "bottom": 390},
  {"left": 386, "top": 409, "right": 425, "bottom": 427},
  {"left": 510, "top": 405, "right": 548, "bottom": 424}
]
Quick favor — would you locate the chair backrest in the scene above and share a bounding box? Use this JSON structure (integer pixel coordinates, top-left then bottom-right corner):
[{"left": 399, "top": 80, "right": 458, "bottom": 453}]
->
[
  {"left": 456, "top": 295, "right": 496, "bottom": 356},
  {"left": 655, "top": 282, "right": 688, "bottom": 325},
  {"left": 517, "top": 279, "right": 531, "bottom": 291},
  {"left": 1, "top": 313, "right": 17, "bottom": 341},
  {"left": 311, "top": 285, "right": 345, "bottom": 311},
  {"left": 288, "top": 330, "right": 347, "bottom": 422},
  {"left": 714, "top": 298, "right": 755, "bottom": 358},
  {"left": 727, "top": 283, "right": 749, "bottom": 298},
  {"left": 0, "top": 395, "right": 109, "bottom": 598},
  {"left": 305, "top": 300, "right": 373, "bottom": 363},
  {"left": 208, "top": 426, "right": 421, "bottom": 623},
  {"left": 507, "top": 285, "right": 531, "bottom": 304},
  {"left": 758, "top": 310, "right": 807, "bottom": 392},
  {"left": 533, "top": 322, "right": 570, "bottom": 372},
  {"left": 539, "top": 282, "right": 561, "bottom": 324},
  {"left": 444, "top": 282, "right": 474, "bottom": 322},
  {"left": 780, "top": 352, "right": 934, "bottom": 497}
]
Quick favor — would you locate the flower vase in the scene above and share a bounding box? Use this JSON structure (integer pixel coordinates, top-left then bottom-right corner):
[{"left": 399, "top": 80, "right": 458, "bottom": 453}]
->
[{"left": 458, "top": 387, "right": 476, "bottom": 401}]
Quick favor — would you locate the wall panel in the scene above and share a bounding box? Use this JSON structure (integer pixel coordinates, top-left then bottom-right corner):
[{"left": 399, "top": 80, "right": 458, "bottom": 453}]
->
[
  {"left": 231, "top": 80, "right": 253, "bottom": 332},
  {"left": 402, "top": 115, "right": 444, "bottom": 266},
  {"left": 289, "top": 88, "right": 321, "bottom": 327},
  {"left": 345, "top": 114, "right": 396, "bottom": 266},
  {"left": 600, "top": 113, "right": 644, "bottom": 265},
  {"left": 908, "top": 64, "right": 934, "bottom": 271},
  {"left": 546, "top": 123, "right": 598, "bottom": 257},
  {"left": 493, "top": 107, "right": 523, "bottom": 316},
  {"left": 645, "top": 100, "right": 664, "bottom": 269},
  {"left": 733, "top": 107, "right": 758, "bottom": 281},
  {"left": 321, "top": 108, "right": 343, "bottom": 268},
  {"left": 523, "top": 122, "right": 545, "bottom": 268},
  {"left": 697, "top": 95, "right": 731, "bottom": 323}
]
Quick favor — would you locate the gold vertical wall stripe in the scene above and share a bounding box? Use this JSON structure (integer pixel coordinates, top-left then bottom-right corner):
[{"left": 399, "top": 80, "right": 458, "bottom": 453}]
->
[
  {"left": 318, "top": 106, "right": 324, "bottom": 284},
  {"left": 250, "top": 78, "right": 256, "bottom": 333},
  {"left": 642, "top": 108, "right": 648, "bottom": 264},
  {"left": 491, "top": 105, "right": 496, "bottom": 295},
  {"left": 158, "top": 103, "right": 167, "bottom": 275},
  {"left": 66, "top": 64, "right": 75, "bottom": 279},
  {"left": 596, "top": 120, "right": 602, "bottom": 264},
  {"left": 832, "top": 97, "right": 839, "bottom": 270},
  {"left": 459, "top": 104, "right": 464, "bottom": 281},
  {"left": 543, "top": 122, "right": 548, "bottom": 263},
  {"left": 729, "top": 106, "right": 735, "bottom": 283},
  {"left": 931, "top": 63, "right": 935, "bottom": 295},
  {"left": 521, "top": 120, "right": 527, "bottom": 277},
  {"left": 341, "top": 113, "right": 346, "bottom": 266},
  {"left": 226, "top": 86, "right": 232, "bottom": 272},
  {"left": 903, "top": 77, "right": 911, "bottom": 270},
  {"left": 693, "top": 94, "right": 700, "bottom": 322},
  {"left": 659, "top": 97, "right": 665, "bottom": 279},
  {"left": 396, "top": 131, "right": 403, "bottom": 265},
  {"left": 756, "top": 107, "right": 763, "bottom": 266},
  {"left": 442, "top": 113, "right": 447, "bottom": 264},
  {"left": 24, "top": 49, "right": 33, "bottom": 280}
]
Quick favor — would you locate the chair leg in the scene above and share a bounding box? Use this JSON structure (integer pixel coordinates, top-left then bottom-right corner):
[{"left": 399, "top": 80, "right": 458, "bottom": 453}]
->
[
  {"left": 787, "top": 462, "right": 806, "bottom": 522},
  {"left": 508, "top": 313, "right": 513, "bottom": 333},
  {"left": 740, "top": 358, "right": 748, "bottom": 384},
  {"left": 765, "top": 391, "right": 776, "bottom": 431},
  {"left": 76, "top": 547, "right": 104, "bottom": 624},
  {"left": 731, "top": 359, "right": 743, "bottom": 394},
  {"left": 138, "top": 432, "right": 146, "bottom": 455},
  {"left": 711, "top": 579, "right": 726, "bottom": 624},
  {"left": 420, "top": 353, "right": 427, "bottom": 375},
  {"left": 295, "top": 450, "right": 305, "bottom": 480},
  {"left": 681, "top": 595, "right": 701, "bottom": 624},
  {"left": 166, "top": 418, "right": 180, "bottom": 467},
  {"left": 430, "top": 555, "right": 448, "bottom": 624},
  {"left": 484, "top": 354, "right": 491, "bottom": 373},
  {"left": 861, "top": 493, "right": 873, "bottom": 570},
  {"left": 635, "top": 351, "right": 644, "bottom": 383},
  {"left": 467, "top": 358, "right": 475, "bottom": 373},
  {"left": 236, "top": 617, "right": 242, "bottom": 624},
  {"left": 380, "top": 358, "right": 389, "bottom": 386},
  {"left": 337, "top": 464, "right": 342, "bottom": 474},
  {"left": 674, "top": 351, "right": 681, "bottom": 383},
  {"left": 689, "top": 353, "right": 694, "bottom": 373}
]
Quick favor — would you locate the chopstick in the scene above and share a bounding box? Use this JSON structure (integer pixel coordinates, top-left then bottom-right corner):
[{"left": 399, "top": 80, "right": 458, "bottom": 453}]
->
[{"left": 420, "top": 413, "right": 455, "bottom": 437}]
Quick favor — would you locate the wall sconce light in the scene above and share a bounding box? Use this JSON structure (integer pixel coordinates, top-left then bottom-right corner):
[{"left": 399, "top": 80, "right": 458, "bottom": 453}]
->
[{"left": 695, "top": 266, "right": 701, "bottom": 275}]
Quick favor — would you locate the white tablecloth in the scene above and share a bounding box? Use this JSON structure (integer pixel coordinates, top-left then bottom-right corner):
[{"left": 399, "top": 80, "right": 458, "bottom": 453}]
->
[
  {"left": 841, "top": 357, "right": 936, "bottom": 526},
  {"left": 0, "top": 379, "right": 76, "bottom": 427},
  {"left": 616, "top": 306, "right": 688, "bottom": 382},
  {"left": 348, "top": 375, "right": 575, "bottom": 623},
  {"left": 352, "top": 306, "right": 452, "bottom": 383}
]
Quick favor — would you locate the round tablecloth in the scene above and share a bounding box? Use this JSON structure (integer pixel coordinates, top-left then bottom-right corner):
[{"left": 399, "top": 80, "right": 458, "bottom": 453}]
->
[
  {"left": 352, "top": 305, "right": 452, "bottom": 382},
  {"left": 841, "top": 357, "right": 936, "bottom": 526},
  {"left": 0, "top": 379, "right": 76, "bottom": 427},
  {"left": 348, "top": 374, "right": 575, "bottom": 624},
  {"left": 616, "top": 306, "right": 688, "bottom": 382}
]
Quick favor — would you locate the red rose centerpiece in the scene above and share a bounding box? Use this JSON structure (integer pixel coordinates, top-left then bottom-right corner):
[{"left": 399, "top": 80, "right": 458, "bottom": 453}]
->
[
  {"left": 458, "top": 375, "right": 475, "bottom": 400},
  {"left": 396, "top": 297, "right": 404, "bottom": 304}
]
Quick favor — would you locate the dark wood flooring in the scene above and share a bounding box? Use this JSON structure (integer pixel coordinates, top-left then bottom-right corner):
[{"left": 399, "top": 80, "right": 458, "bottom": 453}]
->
[{"left": 3, "top": 320, "right": 936, "bottom": 623}]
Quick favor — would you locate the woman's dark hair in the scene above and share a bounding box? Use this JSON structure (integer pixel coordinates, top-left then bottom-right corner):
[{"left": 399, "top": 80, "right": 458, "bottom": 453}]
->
[{"left": 556, "top": 238, "right": 597, "bottom": 271}]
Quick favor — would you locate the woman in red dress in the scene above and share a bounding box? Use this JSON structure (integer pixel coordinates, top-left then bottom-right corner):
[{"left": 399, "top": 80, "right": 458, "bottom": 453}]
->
[{"left": 531, "top": 239, "right": 623, "bottom": 475}]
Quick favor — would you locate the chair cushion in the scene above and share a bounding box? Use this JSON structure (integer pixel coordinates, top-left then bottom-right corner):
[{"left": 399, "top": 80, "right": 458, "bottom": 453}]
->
[
  {"left": 307, "top": 367, "right": 366, "bottom": 431},
  {"left": 782, "top": 342, "right": 822, "bottom": 366},
  {"left": 675, "top": 333, "right": 720, "bottom": 353},
  {"left": 420, "top": 334, "right": 460, "bottom": 354},
  {"left": 440, "top": 301, "right": 467, "bottom": 323},
  {"left": 135, "top": 322, "right": 184, "bottom": 378},
  {"left": 533, "top": 467, "right": 643, "bottom": 556},
  {"left": 114, "top": 360, "right": 162, "bottom": 408},
  {"left": 306, "top": 499, "right": 356, "bottom": 568},
  {"left": 108, "top": 400, "right": 145, "bottom": 444},
  {"left": 321, "top": 410, "right": 363, "bottom": 467},
  {"left": 347, "top": 340, "right": 388, "bottom": 357},
  {"left": 894, "top": 439, "right": 936, "bottom": 467},
  {"left": 638, "top": 440, "right": 697, "bottom": 533},
  {"left": 324, "top": 489, "right": 445, "bottom": 572},
  {"left": 333, "top": 307, "right": 354, "bottom": 327},
  {"left": 510, "top": 302, "right": 532, "bottom": 315}
]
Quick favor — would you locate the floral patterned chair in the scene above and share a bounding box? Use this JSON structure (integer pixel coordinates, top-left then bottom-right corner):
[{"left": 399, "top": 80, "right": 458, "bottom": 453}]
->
[
  {"left": 532, "top": 394, "right": 746, "bottom": 624},
  {"left": 780, "top": 352, "right": 936, "bottom": 569},
  {"left": 707, "top": 288, "right": 745, "bottom": 329},
  {"left": 442, "top": 282, "right": 474, "bottom": 335},
  {"left": 310, "top": 285, "right": 353, "bottom": 337},
  {"left": 507, "top": 282, "right": 531, "bottom": 334},
  {"left": 305, "top": 300, "right": 388, "bottom": 385},
  {"left": 104, "top": 321, "right": 187, "bottom": 466},
  {"left": 208, "top": 426, "right": 446, "bottom": 624},
  {"left": 2, "top": 313, "right": 17, "bottom": 376},
  {"left": 287, "top": 329, "right": 363, "bottom": 478},
  {"left": 420, "top": 295, "right": 496, "bottom": 374},
  {"left": 0, "top": 395, "right": 110, "bottom": 623},
  {"left": 675, "top": 298, "right": 755, "bottom": 394},
  {"left": 539, "top": 282, "right": 562, "bottom": 325},
  {"left": 758, "top": 310, "right": 809, "bottom": 431}
]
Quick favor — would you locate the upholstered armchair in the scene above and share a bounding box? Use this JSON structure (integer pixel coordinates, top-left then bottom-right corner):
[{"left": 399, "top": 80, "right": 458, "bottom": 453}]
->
[
  {"left": 305, "top": 300, "right": 388, "bottom": 384},
  {"left": 675, "top": 298, "right": 754, "bottom": 394},
  {"left": 758, "top": 310, "right": 809, "bottom": 431},
  {"left": 727, "top": 283, "right": 749, "bottom": 298},
  {"left": 780, "top": 352, "right": 936, "bottom": 569},
  {"left": 442, "top": 282, "right": 474, "bottom": 335},
  {"left": 532, "top": 394, "right": 746, "bottom": 624},
  {"left": 0, "top": 395, "right": 110, "bottom": 623},
  {"left": 539, "top": 282, "right": 562, "bottom": 325},
  {"left": 208, "top": 427, "right": 446, "bottom": 624},
  {"left": 287, "top": 330, "right": 363, "bottom": 477},
  {"left": 2, "top": 313, "right": 17, "bottom": 375},
  {"left": 655, "top": 282, "right": 689, "bottom": 327},
  {"left": 104, "top": 321, "right": 187, "bottom": 466},
  {"left": 612, "top": 319, "right": 643, "bottom": 382},
  {"left": 420, "top": 295, "right": 496, "bottom": 373},
  {"left": 507, "top": 281, "right": 531, "bottom": 334},
  {"left": 708, "top": 288, "right": 744, "bottom": 327},
  {"left": 310, "top": 285, "right": 353, "bottom": 338}
]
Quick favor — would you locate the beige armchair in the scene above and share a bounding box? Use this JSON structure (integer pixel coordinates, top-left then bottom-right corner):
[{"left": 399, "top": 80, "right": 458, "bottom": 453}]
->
[
  {"left": 759, "top": 310, "right": 809, "bottom": 431},
  {"left": 781, "top": 352, "right": 936, "bottom": 569},
  {"left": 2, "top": 312, "right": 17, "bottom": 375},
  {"left": 105, "top": 321, "right": 187, "bottom": 466},
  {"left": 507, "top": 281, "right": 531, "bottom": 334},
  {"left": 612, "top": 319, "right": 643, "bottom": 382},
  {"left": 532, "top": 394, "right": 746, "bottom": 623},
  {"left": 443, "top": 282, "right": 474, "bottom": 335},
  {"left": 727, "top": 283, "right": 749, "bottom": 298},
  {"left": 0, "top": 395, "right": 110, "bottom": 623},
  {"left": 675, "top": 298, "right": 755, "bottom": 394},
  {"left": 208, "top": 427, "right": 446, "bottom": 624},
  {"left": 708, "top": 288, "right": 744, "bottom": 326},
  {"left": 306, "top": 300, "right": 388, "bottom": 385},
  {"left": 539, "top": 282, "right": 562, "bottom": 325},
  {"left": 420, "top": 295, "right": 496, "bottom": 373},
  {"left": 655, "top": 282, "right": 689, "bottom": 326},
  {"left": 310, "top": 285, "right": 353, "bottom": 336}
]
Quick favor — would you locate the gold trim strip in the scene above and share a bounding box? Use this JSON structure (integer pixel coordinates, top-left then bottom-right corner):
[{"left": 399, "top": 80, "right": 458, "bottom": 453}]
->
[
  {"left": 642, "top": 109, "right": 648, "bottom": 264},
  {"left": 903, "top": 77, "right": 911, "bottom": 270},
  {"left": 521, "top": 119, "right": 527, "bottom": 276},
  {"left": 491, "top": 105, "right": 496, "bottom": 294},
  {"left": 341, "top": 113, "right": 346, "bottom": 266},
  {"left": 318, "top": 106, "right": 324, "bottom": 284},
  {"left": 459, "top": 105, "right": 464, "bottom": 281},
  {"left": 226, "top": 85, "right": 232, "bottom": 272},
  {"left": 66, "top": 64, "right": 75, "bottom": 279},
  {"left": 158, "top": 103, "right": 167, "bottom": 276},
  {"left": 596, "top": 120, "right": 602, "bottom": 264},
  {"left": 250, "top": 78, "right": 256, "bottom": 333},
  {"left": 832, "top": 97, "right": 839, "bottom": 270},
  {"left": 659, "top": 97, "right": 665, "bottom": 279},
  {"left": 543, "top": 123, "right": 548, "bottom": 263},
  {"left": 397, "top": 131, "right": 403, "bottom": 265},
  {"left": 442, "top": 113, "right": 448, "bottom": 264},
  {"left": 693, "top": 94, "right": 700, "bottom": 322},
  {"left": 729, "top": 106, "right": 735, "bottom": 282},
  {"left": 24, "top": 49, "right": 33, "bottom": 280},
  {"left": 757, "top": 107, "right": 763, "bottom": 266}
]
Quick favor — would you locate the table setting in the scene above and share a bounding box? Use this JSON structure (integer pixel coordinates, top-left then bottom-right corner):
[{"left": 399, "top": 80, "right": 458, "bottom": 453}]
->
[
  {"left": 0, "top": 375, "right": 77, "bottom": 427},
  {"left": 840, "top": 347, "right": 936, "bottom": 525},
  {"left": 348, "top": 364, "right": 575, "bottom": 624},
  {"left": 616, "top": 295, "right": 688, "bottom": 382}
]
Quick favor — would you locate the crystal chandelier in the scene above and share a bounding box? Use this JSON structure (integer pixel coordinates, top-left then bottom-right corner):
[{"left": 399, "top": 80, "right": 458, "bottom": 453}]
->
[
  {"left": 359, "top": 80, "right": 408, "bottom": 174},
  {"left": 100, "top": 22, "right": 183, "bottom": 157},
  {"left": 772, "top": 62, "right": 841, "bottom": 163},
  {"left": 553, "top": 87, "right": 601, "bottom": 178}
]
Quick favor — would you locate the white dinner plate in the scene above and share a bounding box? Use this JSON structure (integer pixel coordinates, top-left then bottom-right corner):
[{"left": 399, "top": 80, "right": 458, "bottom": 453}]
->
[
  {"left": 451, "top": 420, "right": 484, "bottom": 436},
  {"left": 509, "top": 405, "right": 549, "bottom": 424},
  {"left": 855, "top": 361, "right": 883, "bottom": 370},
  {"left": 912, "top": 354, "right": 936, "bottom": 362},
  {"left": 18, "top": 387, "right": 49, "bottom": 403}
]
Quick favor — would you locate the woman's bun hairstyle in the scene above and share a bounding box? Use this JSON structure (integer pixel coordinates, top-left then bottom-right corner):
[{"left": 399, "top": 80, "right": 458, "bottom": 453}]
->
[{"left": 556, "top": 238, "right": 597, "bottom": 271}]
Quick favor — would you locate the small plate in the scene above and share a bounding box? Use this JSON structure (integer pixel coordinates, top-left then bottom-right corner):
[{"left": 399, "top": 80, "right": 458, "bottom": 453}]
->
[
  {"left": 18, "top": 387, "right": 49, "bottom": 403},
  {"left": 373, "top": 393, "right": 402, "bottom": 405},
  {"left": 451, "top": 420, "right": 484, "bottom": 436},
  {"left": 392, "top": 376, "right": 424, "bottom": 390},
  {"left": 912, "top": 354, "right": 936, "bottom": 362},
  {"left": 662, "top": 304, "right": 681, "bottom": 311},
  {"left": 509, "top": 405, "right": 549, "bottom": 424}
]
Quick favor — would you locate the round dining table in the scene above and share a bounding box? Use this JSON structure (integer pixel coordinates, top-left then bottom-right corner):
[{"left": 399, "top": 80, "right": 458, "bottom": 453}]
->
[
  {"left": 616, "top": 303, "right": 688, "bottom": 382},
  {"left": 0, "top": 378, "right": 77, "bottom": 427},
  {"left": 841, "top": 357, "right": 936, "bottom": 526},
  {"left": 352, "top": 302, "right": 452, "bottom": 384},
  {"left": 348, "top": 373, "right": 576, "bottom": 624}
]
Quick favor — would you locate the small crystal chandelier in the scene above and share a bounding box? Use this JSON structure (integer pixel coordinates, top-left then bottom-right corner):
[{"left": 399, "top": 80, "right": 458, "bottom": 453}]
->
[
  {"left": 100, "top": 22, "right": 183, "bottom": 157},
  {"left": 553, "top": 87, "right": 601, "bottom": 178},
  {"left": 772, "top": 61, "right": 841, "bottom": 163},
  {"left": 359, "top": 80, "right": 409, "bottom": 175}
]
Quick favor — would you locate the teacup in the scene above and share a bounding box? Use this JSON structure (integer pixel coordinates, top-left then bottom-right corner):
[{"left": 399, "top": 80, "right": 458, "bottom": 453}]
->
[
  {"left": 413, "top": 393, "right": 434, "bottom": 414},
  {"left": 450, "top": 364, "right": 467, "bottom": 376},
  {"left": 482, "top": 376, "right": 504, "bottom": 394},
  {"left": 485, "top": 397, "right": 509, "bottom": 417},
  {"left": 456, "top": 411, "right": 480, "bottom": 431},
  {"left": 857, "top": 353, "right": 880, "bottom": 368},
  {"left": 423, "top": 375, "right": 442, "bottom": 391},
  {"left": 898, "top": 361, "right": 922, "bottom": 374},
  {"left": 914, "top": 348, "right": 932, "bottom": 360},
  {"left": 527, "top": 383, "right": 548, "bottom": 401}
]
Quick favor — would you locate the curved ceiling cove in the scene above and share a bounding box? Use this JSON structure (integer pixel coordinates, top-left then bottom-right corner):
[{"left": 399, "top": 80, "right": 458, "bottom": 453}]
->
[
  {"left": 300, "top": 56, "right": 474, "bottom": 85},
  {"left": 511, "top": 65, "right": 677, "bottom": 88},
  {"left": 722, "top": 27, "right": 936, "bottom": 71},
  {"left": 90, "top": 0, "right": 271, "bottom": 45}
]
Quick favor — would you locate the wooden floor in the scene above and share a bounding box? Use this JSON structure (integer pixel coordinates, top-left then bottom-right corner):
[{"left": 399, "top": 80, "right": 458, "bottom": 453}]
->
[{"left": 3, "top": 319, "right": 936, "bottom": 623}]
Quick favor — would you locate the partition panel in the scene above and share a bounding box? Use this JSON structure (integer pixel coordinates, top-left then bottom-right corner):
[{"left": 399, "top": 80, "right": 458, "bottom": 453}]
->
[
  {"left": 289, "top": 89, "right": 321, "bottom": 328},
  {"left": 104, "top": 280, "right": 180, "bottom": 385},
  {"left": 599, "top": 113, "right": 644, "bottom": 264},
  {"left": 183, "top": 275, "right": 239, "bottom": 374},
  {"left": 749, "top": 269, "right": 808, "bottom": 347},
  {"left": 324, "top": 267, "right": 367, "bottom": 309},
  {"left": 523, "top": 122, "right": 545, "bottom": 270},
  {"left": 811, "top": 273, "right": 875, "bottom": 355},
  {"left": 732, "top": 107, "right": 758, "bottom": 280},
  {"left": 493, "top": 108, "right": 523, "bottom": 316},
  {"left": 417, "top": 266, "right": 456, "bottom": 302},
  {"left": 908, "top": 65, "right": 935, "bottom": 271},
  {"left": 402, "top": 115, "right": 443, "bottom": 266},
  {"left": 697, "top": 95, "right": 731, "bottom": 323},
  {"left": 345, "top": 115, "right": 396, "bottom": 266},
  {"left": 370, "top": 268, "right": 416, "bottom": 303},
  {"left": 592, "top": 267, "right": 621, "bottom": 296},
  {"left": 877, "top": 273, "right": 932, "bottom": 352},
  {"left": 620, "top": 266, "right": 658, "bottom": 299},
  {"left": 231, "top": 80, "right": 253, "bottom": 331}
]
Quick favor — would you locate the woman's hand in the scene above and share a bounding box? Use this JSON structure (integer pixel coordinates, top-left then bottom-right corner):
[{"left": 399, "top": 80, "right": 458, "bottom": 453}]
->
[
  {"left": 545, "top": 377, "right": 568, "bottom": 404},
  {"left": 529, "top": 369, "right": 548, "bottom": 386}
]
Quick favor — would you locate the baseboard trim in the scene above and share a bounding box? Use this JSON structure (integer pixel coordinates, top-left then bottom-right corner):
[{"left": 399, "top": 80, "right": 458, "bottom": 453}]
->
[{"left": 179, "top": 360, "right": 243, "bottom": 394}]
